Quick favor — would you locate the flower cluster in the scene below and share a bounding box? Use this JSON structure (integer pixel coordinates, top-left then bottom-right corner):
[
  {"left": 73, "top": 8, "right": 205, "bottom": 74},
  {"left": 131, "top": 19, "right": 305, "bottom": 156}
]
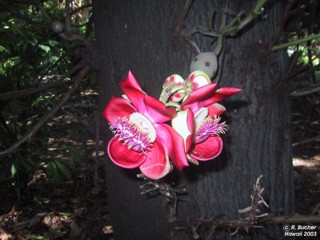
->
[{"left": 103, "top": 70, "right": 241, "bottom": 180}]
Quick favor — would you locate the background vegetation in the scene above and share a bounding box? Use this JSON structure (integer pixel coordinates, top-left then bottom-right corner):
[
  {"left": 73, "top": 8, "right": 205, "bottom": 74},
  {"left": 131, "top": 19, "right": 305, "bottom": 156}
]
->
[{"left": 0, "top": 0, "right": 319, "bottom": 239}]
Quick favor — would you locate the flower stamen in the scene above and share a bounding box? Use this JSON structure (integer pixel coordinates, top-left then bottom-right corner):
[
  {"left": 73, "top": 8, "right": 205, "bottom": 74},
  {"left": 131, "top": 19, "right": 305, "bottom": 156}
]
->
[
  {"left": 195, "top": 116, "right": 227, "bottom": 144},
  {"left": 110, "top": 113, "right": 157, "bottom": 154}
]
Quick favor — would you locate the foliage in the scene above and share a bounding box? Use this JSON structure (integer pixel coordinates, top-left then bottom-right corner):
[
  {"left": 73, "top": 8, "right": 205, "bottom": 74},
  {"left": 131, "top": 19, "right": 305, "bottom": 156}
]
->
[
  {"left": 0, "top": 0, "right": 95, "bottom": 193},
  {"left": 0, "top": 0, "right": 319, "bottom": 207},
  {"left": 281, "top": 1, "right": 320, "bottom": 81},
  {"left": 180, "top": 0, "right": 319, "bottom": 85}
]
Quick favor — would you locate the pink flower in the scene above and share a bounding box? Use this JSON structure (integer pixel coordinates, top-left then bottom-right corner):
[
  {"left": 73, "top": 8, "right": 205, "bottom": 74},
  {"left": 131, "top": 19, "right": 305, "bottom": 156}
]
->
[
  {"left": 187, "top": 103, "right": 227, "bottom": 163},
  {"left": 172, "top": 104, "right": 227, "bottom": 164},
  {"left": 103, "top": 71, "right": 188, "bottom": 179},
  {"left": 171, "top": 71, "right": 241, "bottom": 163},
  {"left": 180, "top": 72, "right": 241, "bottom": 112}
]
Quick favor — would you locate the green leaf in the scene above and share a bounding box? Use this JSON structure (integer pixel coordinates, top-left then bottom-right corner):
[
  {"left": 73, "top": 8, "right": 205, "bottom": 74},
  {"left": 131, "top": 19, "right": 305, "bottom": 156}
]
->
[
  {"left": 31, "top": 95, "right": 45, "bottom": 107},
  {"left": 68, "top": 147, "right": 82, "bottom": 163},
  {"left": 58, "top": 211, "right": 72, "bottom": 217},
  {"left": 20, "top": 158, "right": 36, "bottom": 171},
  {"left": 26, "top": 235, "right": 45, "bottom": 240},
  {"left": 55, "top": 160, "right": 71, "bottom": 180},
  {"left": 0, "top": 45, "right": 10, "bottom": 54},
  {"left": 12, "top": 24, "right": 27, "bottom": 39},
  {"left": 38, "top": 44, "right": 51, "bottom": 53},
  {"left": 47, "top": 39, "right": 60, "bottom": 47},
  {"left": 46, "top": 160, "right": 60, "bottom": 182},
  {"left": 46, "top": 159, "right": 72, "bottom": 182},
  {"left": 11, "top": 164, "right": 17, "bottom": 177}
]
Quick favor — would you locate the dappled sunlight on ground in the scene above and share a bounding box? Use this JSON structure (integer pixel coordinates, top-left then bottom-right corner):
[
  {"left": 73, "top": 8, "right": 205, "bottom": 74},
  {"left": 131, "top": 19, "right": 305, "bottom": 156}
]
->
[
  {"left": 292, "top": 91, "right": 320, "bottom": 215},
  {"left": 293, "top": 154, "right": 320, "bottom": 168},
  {"left": 293, "top": 154, "right": 320, "bottom": 214}
]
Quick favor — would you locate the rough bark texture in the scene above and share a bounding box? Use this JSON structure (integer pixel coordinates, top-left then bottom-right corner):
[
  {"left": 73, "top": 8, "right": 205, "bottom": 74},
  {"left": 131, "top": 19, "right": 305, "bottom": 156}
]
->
[{"left": 93, "top": 0, "right": 294, "bottom": 239}]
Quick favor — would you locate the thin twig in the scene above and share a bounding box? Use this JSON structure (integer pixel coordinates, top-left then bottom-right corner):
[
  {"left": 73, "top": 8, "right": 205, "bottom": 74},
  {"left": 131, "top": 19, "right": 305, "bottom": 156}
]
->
[
  {"left": 168, "top": 218, "right": 259, "bottom": 233},
  {"left": 258, "top": 215, "right": 320, "bottom": 224},
  {"left": 271, "top": 33, "right": 320, "bottom": 51},
  {"left": 37, "top": 1, "right": 91, "bottom": 47},
  {"left": 290, "top": 85, "right": 320, "bottom": 97},
  {"left": 171, "top": 0, "right": 199, "bottom": 53},
  {"left": 268, "top": 0, "right": 296, "bottom": 51},
  {"left": 0, "top": 82, "right": 65, "bottom": 102},
  {"left": 35, "top": 46, "right": 73, "bottom": 84},
  {"left": 178, "top": 0, "right": 266, "bottom": 54},
  {"left": 70, "top": 3, "right": 92, "bottom": 16},
  {"left": 37, "top": 2, "right": 53, "bottom": 25},
  {"left": 0, "top": 62, "right": 83, "bottom": 102},
  {"left": 65, "top": 0, "right": 72, "bottom": 31},
  {"left": 0, "top": 0, "right": 47, "bottom": 28},
  {"left": 168, "top": 174, "right": 320, "bottom": 237},
  {"left": 176, "top": 0, "right": 194, "bottom": 30},
  {"left": 292, "top": 135, "right": 320, "bottom": 147},
  {"left": 0, "top": 63, "right": 90, "bottom": 157},
  {"left": 167, "top": 175, "right": 269, "bottom": 236},
  {"left": 169, "top": 215, "right": 320, "bottom": 232}
]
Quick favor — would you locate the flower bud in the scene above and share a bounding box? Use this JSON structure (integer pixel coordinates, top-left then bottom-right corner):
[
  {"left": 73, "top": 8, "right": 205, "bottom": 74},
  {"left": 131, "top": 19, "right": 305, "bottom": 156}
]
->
[{"left": 190, "top": 52, "right": 218, "bottom": 78}]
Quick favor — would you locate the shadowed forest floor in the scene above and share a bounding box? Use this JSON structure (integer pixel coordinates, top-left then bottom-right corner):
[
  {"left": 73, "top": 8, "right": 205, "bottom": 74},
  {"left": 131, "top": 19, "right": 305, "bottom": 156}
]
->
[{"left": 0, "top": 93, "right": 319, "bottom": 240}]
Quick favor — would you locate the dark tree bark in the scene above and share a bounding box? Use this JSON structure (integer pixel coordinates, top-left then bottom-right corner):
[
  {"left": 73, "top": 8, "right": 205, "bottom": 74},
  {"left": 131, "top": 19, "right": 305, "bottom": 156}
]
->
[{"left": 92, "top": 0, "right": 294, "bottom": 239}]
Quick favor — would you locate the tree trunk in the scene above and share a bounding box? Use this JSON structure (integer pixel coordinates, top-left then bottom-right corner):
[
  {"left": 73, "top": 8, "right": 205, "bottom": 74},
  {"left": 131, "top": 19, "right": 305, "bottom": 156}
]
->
[{"left": 92, "top": 0, "right": 294, "bottom": 239}]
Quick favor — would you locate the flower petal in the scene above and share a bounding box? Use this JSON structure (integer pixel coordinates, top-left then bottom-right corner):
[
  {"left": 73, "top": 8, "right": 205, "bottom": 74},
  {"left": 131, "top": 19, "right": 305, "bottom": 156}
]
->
[
  {"left": 187, "top": 70, "right": 211, "bottom": 89},
  {"left": 217, "top": 87, "right": 242, "bottom": 96},
  {"left": 189, "top": 136, "right": 223, "bottom": 161},
  {"left": 207, "top": 103, "right": 226, "bottom": 116},
  {"left": 107, "top": 137, "right": 145, "bottom": 168},
  {"left": 139, "top": 139, "right": 171, "bottom": 179},
  {"left": 200, "top": 87, "right": 242, "bottom": 106},
  {"left": 181, "top": 83, "right": 217, "bottom": 111},
  {"left": 103, "top": 97, "right": 136, "bottom": 124},
  {"left": 143, "top": 94, "right": 174, "bottom": 123},
  {"left": 164, "top": 74, "right": 184, "bottom": 84},
  {"left": 156, "top": 124, "right": 189, "bottom": 170},
  {"left": 119, "top": 71, "right": 146, "bottom": 113},
  {"left": 171, "top": 109, "right": 194, "bottom": 152},
  {"left": 120, "top": 70, "right": 145, "bottom": 93},
  {"left": 163, "top": 74, "right": 186, "bottom": 102}
]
